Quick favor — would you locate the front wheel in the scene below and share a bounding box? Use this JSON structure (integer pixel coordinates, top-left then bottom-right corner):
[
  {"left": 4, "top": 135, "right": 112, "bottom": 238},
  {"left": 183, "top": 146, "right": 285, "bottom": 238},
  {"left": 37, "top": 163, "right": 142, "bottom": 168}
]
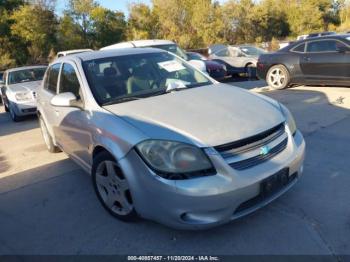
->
[
  {"left": 266, "top": 64, "right": 290, "bottom": 90},
  {"left": 9, "top": 103, "right": 21, "bottom": 122},
  {"left": 246, "top": 64, "right": 257, "bottom": 79},
  {"left": 92, "top": 152, "right": 138, "bottom": 222}
]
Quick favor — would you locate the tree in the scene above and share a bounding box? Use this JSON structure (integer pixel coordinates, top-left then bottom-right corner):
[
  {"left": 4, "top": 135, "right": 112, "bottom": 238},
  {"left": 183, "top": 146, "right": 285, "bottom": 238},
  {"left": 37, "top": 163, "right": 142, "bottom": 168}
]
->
[
  {"left": 152, "top": 0, "right": 225, "bottom": 48},
  {"left": 127, "top": 3, "right": 159, "bottom": 40},
  {"left": 11, "top": 4, "right": 57, "bottom": 63},
  {"left": 57, "top": 13, "right": 85, "bottom": 51},
  {"left": 90, "top": 7, "right": 126, "bottom": 48},
  {"left": 67, "top": 0, "right": 97, "bottom": 46}
]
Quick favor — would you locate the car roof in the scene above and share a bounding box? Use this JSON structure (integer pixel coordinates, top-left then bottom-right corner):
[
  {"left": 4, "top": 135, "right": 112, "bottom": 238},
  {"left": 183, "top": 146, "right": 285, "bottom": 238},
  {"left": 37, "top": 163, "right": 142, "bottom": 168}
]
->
[
  {"left": 52, "top": 48, "right": 168, "bottom": 64},
  {"left": 101, "top": 39, "right": 175, "bottom": 50},
  {"left": 281, "top": 34, "right": 350, "bottom": 51},
  {"left": 5, "top": 65, "right": 47, "bottom": 73},
  {"left": 57, "top": 49, "right": 93, "bottom": 55}
]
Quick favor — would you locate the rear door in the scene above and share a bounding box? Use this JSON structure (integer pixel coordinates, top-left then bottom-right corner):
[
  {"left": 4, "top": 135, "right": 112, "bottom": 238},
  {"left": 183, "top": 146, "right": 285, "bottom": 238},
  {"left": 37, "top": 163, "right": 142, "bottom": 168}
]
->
[
  {"left": 300, "top": 39, "right": 350, "bottom": 81},
  {"left": 37, "top": 63, "right": 61, "bottom": 136}
]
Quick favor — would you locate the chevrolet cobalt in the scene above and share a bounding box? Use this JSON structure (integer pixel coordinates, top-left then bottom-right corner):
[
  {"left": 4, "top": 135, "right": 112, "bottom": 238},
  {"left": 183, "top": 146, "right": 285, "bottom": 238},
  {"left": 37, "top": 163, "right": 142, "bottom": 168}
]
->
[{"left": 37, "top": 48, "right": 305, "bottom": 229}]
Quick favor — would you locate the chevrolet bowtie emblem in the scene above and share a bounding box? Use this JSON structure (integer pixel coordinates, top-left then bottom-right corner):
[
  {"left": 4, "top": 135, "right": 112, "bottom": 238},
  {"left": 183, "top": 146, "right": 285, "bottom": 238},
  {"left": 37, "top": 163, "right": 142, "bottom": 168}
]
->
[{"left": 260, "top": 146, "right": 270, "bottom": 156}]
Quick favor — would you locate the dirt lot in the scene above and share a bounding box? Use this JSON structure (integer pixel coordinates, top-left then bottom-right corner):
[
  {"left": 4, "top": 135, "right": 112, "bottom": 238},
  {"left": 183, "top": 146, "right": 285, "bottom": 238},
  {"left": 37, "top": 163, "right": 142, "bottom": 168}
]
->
[{"left": 0, "top": 83, "right": 350, "bottom": 257}]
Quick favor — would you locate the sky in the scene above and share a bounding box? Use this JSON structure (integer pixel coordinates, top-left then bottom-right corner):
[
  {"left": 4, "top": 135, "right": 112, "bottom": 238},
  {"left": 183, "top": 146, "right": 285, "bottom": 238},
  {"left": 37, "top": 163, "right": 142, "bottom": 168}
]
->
[{"left": 56, "top": 0, "right": 152, "bottom": 16}]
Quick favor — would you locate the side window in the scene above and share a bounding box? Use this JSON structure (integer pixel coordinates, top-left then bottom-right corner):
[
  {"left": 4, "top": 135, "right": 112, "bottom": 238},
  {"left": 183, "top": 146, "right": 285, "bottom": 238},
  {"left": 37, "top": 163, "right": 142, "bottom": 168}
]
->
[
  {"left": 215, "top": 48, "right": 230, "bottom": 57},
  {"left": 291, "top": 43, "right": 305, "bottom": 53},
  {"left": 306, "top": 40, "right": 338, "bottom": 53},
  {"left": 59, "top": 63, "right": 81, "bottom": 99},
  {"left": 46, "top": 63, "right": 61, "bottom": 93}
]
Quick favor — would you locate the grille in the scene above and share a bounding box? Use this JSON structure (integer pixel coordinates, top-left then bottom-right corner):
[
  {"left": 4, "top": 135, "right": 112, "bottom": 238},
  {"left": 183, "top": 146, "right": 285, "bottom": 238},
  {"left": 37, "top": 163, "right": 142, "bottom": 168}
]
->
[
  {"left": 229, "top": 137, "right": 288, "bottom": 170},
  {"left": 215, "top": 123, "right": 285, "bottom": 158}
]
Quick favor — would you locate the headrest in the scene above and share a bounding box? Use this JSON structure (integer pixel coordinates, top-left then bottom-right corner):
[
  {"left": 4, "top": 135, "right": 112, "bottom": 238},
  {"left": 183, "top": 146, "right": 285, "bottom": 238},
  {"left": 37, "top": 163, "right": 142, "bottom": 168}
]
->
[
  {"left": 104, "top": 67, "right": 117, "bottom": 77},
  {"left": 132, "top": 65, "right": 151, "bottom": 79}
]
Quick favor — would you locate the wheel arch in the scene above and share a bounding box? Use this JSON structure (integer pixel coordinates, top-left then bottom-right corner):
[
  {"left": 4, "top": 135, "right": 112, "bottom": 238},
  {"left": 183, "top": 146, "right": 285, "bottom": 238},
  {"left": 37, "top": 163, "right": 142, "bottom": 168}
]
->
[{"left": 92, "top": 145, "right": 116, "bottom": 161}]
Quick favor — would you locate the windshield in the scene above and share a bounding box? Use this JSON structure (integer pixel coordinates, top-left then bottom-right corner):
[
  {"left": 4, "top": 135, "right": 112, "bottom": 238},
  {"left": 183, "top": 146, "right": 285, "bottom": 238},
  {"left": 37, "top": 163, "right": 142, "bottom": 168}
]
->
[
  {"left": 239, "top": 46, "right": 266, "bottom": 56},
  {"left": 8, "top": 67, "right": 47, "bottom": 85},
  {"left": 149, "top": 44, "right": 188, "bottom": 60},
  {"left": 83, "top": 52, "right": 213, "bottom": 106}
]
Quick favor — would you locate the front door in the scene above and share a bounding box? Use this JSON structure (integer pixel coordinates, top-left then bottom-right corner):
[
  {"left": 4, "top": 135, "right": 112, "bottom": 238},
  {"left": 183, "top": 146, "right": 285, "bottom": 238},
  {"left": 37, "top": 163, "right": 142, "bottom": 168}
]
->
[
  {"left": 53, "top": 62, "right": 92, "bottom": 169},
  {"left": 301, "top": 39, "right": 350, "bottom": 82}
]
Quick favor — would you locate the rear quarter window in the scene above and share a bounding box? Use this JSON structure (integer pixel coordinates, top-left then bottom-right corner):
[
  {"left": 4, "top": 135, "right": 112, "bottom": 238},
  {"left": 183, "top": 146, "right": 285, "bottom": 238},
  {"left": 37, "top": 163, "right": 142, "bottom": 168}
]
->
[{"left": 291, "top": 43, "right": 306, "bottom": 53}]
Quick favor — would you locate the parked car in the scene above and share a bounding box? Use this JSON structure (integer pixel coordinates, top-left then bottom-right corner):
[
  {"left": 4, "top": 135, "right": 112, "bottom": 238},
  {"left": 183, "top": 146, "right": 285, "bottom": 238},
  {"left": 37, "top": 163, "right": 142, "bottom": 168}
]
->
[
  {"left": 37, "top": 48, "right": 305, "bottom": 229},
  {"left": 1, "top": 65, "right": 47, "bottom": 121},
  {"left": 186, "top": 51, "right": 227, "bottom": 80},
  {"left": 101, "top": 39, "right": 207, "bottom": 72},
  {"left": 208, "top": 44, "right": 267, "bottom": 78},
  {"left": 0, "top": 71, "right": 4, "bottom": 104},
  {"left": 57, "top": 49, "right": 93, "bottom": 58},
  {"left": 257, "top": 34, "right": 350, "bottom": 89}
]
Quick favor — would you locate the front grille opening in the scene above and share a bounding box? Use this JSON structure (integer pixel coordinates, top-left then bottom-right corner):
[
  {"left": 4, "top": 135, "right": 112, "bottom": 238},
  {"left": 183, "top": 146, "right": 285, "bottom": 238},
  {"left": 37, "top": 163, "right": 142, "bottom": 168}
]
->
[
  {"left": 229, "top": 137, "right": 288, "bottom": 170},
  {"left": 214, "top": 122, "right": 285, "bottom": 154},
  {"left": 234, "top": 172, "right": 297, "bottom": 215}
]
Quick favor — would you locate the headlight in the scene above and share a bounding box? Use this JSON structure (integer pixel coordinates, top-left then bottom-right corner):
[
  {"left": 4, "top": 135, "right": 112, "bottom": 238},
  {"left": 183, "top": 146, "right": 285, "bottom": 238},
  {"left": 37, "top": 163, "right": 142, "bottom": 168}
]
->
[
  {"left": 279, "top": 103, "right": 297, "bottom": 135},
  {"left": 136, "top": 140, "right": 215, "bottom": 180},
  {"left": 15, "top": 92, "right": 32, "bottom": 101},
  {"left": 222, "top": 65, "right": 227, "bottom": 71}
]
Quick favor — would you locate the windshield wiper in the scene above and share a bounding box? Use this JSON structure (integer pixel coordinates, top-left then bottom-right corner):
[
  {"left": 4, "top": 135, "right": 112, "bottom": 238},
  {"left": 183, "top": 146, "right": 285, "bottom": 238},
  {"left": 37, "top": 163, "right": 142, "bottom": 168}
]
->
[{"left": 102, "top": 96, "right": 141, "bottom": 106}]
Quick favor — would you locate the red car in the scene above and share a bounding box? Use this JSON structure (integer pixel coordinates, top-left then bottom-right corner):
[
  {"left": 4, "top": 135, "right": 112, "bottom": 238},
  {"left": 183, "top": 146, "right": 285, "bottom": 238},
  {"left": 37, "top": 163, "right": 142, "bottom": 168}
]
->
[{"left": 187, "top": 52, "right": 227, "bottom": 81}]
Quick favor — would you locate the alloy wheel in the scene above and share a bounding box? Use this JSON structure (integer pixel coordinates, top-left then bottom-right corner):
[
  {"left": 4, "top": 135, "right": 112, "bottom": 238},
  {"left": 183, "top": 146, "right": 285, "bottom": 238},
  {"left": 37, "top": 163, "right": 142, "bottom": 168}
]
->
[
  {"left": 95, "top": 160, "right": 134, "bottom": 216},
  {"left": 268, "top": 67, "right": 286, "bottom": 89}
]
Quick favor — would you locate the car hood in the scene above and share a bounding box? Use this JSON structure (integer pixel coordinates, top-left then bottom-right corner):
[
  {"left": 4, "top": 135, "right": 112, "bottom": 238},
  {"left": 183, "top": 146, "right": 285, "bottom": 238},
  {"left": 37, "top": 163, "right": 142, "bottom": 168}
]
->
[
  {"left": 8, "top": 80, "right": 42, "bottom": 93},
  {"left": 104, "top": 84, "right": 285, "bottom": 147}
]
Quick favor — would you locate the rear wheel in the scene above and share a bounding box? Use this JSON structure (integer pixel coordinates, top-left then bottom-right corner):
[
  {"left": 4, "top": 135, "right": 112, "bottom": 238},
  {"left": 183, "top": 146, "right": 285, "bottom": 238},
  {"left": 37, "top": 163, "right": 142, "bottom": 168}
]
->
[
  {"left": 39, "top": 116, "right": 60, "bottom": 153},
  {"left": 92, "top": 151, "right": 138, "bottom": 222},
  {"left": 266, "top": 64, "right": 290, "bottom": 90}
]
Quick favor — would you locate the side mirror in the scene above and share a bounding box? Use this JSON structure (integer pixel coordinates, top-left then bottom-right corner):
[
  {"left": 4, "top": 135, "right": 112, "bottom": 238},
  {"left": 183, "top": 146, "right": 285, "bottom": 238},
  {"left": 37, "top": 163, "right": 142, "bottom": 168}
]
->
[{"left": 50, "top": 92, "right": 83, "bottom": 109}]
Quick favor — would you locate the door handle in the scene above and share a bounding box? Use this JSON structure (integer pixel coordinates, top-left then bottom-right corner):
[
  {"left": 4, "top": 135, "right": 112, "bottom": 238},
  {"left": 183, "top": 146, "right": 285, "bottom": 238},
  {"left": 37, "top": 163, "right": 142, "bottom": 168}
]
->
[{"left": 303, "top": 57, "right": 311, "bottom": 62}]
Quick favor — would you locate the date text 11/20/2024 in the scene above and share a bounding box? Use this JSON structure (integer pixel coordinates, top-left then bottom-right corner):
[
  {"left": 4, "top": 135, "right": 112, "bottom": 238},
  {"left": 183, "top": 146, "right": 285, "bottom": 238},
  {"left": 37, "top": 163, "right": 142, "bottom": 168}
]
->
[{"left": 127, "top": 256, "right": 219, "bottom": 261}]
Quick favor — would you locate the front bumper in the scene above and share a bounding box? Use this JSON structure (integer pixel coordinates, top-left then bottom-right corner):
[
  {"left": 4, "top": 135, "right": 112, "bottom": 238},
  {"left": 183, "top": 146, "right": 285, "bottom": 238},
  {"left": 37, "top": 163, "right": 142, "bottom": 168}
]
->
[
  {"left": 119, "top": 130, "right": 305, "bottom": 230},
  {"left": 11, "top": 101, "right": 37, "bottom": 116}
]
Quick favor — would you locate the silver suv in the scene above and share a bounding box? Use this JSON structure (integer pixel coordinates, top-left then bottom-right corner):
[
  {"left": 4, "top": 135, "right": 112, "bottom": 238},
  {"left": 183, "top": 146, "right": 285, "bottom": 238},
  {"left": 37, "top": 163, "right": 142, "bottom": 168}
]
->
[{"left": 37, "top": 48, "right": 305, "bottom": 229}]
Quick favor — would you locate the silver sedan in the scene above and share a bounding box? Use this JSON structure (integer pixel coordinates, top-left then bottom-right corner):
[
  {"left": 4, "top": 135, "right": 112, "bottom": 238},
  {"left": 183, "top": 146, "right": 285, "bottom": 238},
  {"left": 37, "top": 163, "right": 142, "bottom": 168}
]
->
[
  {"left": 37, "top": 48, "right": 305, "bottom": 229},
  {"left": 1, "top": 66, "right": 47, "bottom": 121}
]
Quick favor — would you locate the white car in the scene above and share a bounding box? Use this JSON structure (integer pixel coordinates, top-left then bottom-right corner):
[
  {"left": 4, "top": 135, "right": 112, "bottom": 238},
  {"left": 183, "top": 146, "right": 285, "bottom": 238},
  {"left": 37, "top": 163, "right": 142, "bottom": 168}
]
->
[
  {"left": 57, "top": 49, "right": 93, "bottom": 58},
  {"left": 101, "top": 40, "right": 207, "bottom": 72},
  {"left": 0, "top": 65, "right": 47, "bottom": 121}
]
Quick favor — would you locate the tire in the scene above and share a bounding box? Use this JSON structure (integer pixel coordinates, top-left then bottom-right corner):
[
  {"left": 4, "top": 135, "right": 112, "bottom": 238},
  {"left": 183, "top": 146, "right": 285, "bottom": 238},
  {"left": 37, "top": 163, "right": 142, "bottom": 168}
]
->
[
  {"left": 92, "top": 151, "right": 138, "bottom": 222},
  {"left": 39, "top": 116, "right": 61, "bottom": 153},
  {"left": 4, "top": 102, "right": 9, "bottom": 112},
  {"left": 9, "top": 103, "right": 21, "bottom": 122},
  {"left": 266, "top": 64, "right": 290, "bottom": 90},
  {"left": 246, "top": 64, "right": 257, "bottom": 79}
]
